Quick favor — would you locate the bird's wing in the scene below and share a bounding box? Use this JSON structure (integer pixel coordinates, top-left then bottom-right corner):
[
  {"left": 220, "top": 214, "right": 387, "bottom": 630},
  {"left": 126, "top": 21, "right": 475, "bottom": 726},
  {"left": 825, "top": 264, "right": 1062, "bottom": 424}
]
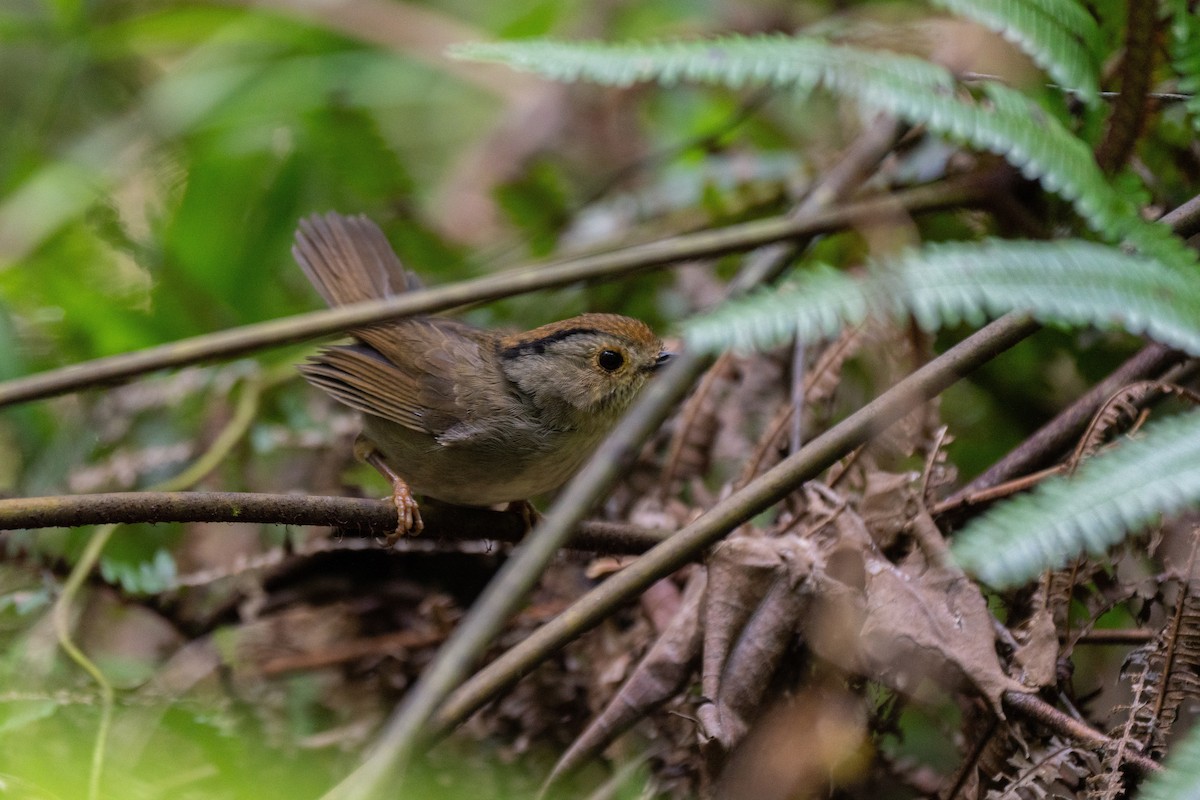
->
[
  {"left": 293, "top": 211, "right": 525, "bottom": 444},
  {"left": 300, "top": 316, "right": 515, "bottom": 440}
]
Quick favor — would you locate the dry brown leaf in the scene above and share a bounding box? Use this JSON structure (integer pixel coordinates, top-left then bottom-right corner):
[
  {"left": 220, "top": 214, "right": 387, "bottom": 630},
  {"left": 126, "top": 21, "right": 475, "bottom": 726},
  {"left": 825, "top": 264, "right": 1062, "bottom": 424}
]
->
[
  {"left": 858, "top": 555, "right": 1026, "bottom": 709},
  {"left": 698, "top": 537, "right": 815, "bottom": 758},
  {"left": 809, "top": 564, "right": 1013, "bottom": 709},
  {"left": 1009, "top": 603, "right": 1060, "bottom": 690},
  {"left": 544, "top": 570, "right": 707, "bottom": 789},
  {"left": 700, "top": 537, "right": 792, "bottom": 719},
  {"left": 859, "top": 469, "right": 920, "bottom": 548},
  {"left": 804, "top": 510, "right": 1024, "bottom": 711}
]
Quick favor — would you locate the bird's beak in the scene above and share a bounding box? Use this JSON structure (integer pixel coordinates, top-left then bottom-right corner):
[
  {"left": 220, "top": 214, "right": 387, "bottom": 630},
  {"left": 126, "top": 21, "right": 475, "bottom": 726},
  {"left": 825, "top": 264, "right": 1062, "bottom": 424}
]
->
[{"left": 650, "top": 351, "right": 675, "bottom": 372}]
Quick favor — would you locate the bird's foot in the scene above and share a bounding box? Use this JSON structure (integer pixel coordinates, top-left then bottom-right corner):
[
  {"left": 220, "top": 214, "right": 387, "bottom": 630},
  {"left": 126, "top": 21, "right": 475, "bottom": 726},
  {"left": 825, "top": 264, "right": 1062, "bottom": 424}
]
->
[
  {"left": 505, "top": 500, "right": 541, "bottom": 533},
  {"left": 357, "top": 438, "right": 424, "bottom": 543}
]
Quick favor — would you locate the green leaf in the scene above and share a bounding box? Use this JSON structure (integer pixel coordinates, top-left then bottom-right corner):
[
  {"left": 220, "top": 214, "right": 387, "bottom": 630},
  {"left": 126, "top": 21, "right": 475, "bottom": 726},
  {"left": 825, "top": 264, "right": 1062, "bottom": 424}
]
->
[
  {"left": 684, "top": 239, "right": 1200, "bottom": 357},
  {"left": 98, "top": 532, "right": 180, "bottom": 595},
  {"left": 1138, "top": 723, "right": 1200, "bottom": 800},
  {"left": 951, "top": 411, "right": 1200, "bottom": 587},
  {"left": 453, "top": 35, "right": 1194, "bottom": 269},
  {"left": 930, "top": 0, "right": 1100, "bottom": 104}
]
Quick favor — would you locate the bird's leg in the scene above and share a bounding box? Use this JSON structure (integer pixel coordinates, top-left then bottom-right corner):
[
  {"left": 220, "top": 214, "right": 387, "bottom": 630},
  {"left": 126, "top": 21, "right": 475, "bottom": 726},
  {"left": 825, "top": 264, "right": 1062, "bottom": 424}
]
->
[
  {"left": 504, "top": 500, "right": 541, "bottom": 533},
  {"left": 355, "top": 437, "right": 424, "bottom": 540}
]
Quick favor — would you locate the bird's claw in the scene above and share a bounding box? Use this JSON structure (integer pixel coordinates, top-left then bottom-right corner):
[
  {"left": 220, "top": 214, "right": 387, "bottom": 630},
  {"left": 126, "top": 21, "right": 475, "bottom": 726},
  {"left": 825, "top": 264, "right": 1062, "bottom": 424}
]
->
[{"left": 387, "top": 480, "right": 424, "bottom": 542}]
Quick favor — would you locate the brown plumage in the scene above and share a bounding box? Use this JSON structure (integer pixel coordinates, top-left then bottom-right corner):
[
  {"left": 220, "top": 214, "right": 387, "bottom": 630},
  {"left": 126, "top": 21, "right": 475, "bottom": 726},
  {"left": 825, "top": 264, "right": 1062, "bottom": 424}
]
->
[{"left": 294, "top": 213, "right": 670, "bottom": 534}]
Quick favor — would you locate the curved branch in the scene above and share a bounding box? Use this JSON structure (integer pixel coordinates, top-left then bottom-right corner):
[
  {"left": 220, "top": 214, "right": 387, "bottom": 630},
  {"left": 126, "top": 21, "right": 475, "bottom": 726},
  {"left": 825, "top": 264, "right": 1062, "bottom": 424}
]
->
[{"left": 0, "top": 492, "right": 670, "bottom": 555}]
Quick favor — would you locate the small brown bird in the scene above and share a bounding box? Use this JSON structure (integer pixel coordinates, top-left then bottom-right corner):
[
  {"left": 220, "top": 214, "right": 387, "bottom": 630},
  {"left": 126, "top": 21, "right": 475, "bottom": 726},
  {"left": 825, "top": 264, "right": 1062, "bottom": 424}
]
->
[{"left": 294, "top": 213, "right": 671, "bottom": 536}]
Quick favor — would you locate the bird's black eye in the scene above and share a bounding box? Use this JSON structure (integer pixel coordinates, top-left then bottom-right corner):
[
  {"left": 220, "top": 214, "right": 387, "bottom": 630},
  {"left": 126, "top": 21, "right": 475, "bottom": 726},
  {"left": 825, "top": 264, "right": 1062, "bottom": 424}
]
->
[{"left": 598, "top": 349, "right": 625, "bottom": 372}]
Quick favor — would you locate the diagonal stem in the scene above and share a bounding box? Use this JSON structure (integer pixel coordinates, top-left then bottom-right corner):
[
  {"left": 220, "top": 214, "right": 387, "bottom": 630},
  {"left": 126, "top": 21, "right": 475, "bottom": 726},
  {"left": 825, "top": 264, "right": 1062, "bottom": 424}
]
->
[{"left": 426, "top": 314, "right": 1038, "bottom": 740}]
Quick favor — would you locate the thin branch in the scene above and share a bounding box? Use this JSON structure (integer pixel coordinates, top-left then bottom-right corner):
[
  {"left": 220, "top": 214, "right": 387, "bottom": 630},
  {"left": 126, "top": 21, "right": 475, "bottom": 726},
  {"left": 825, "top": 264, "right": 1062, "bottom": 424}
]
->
[
  {"left": 933, "top": 463, "right": 1067, "bottom": 516},
  {"left": 1001, "top": 690, "right": 1160, "bottom": 775},
  {"left": 947, "top": 342, "right": 1185, "bottom": 503},
  {"left": 0, "top": 168, "right": 1011, "bottom": 409},
  {"left": 1163, "top": 191, "right": 1200, "bottom": 240},
  {"left": 1069, "top": 629, "right": 1156, "bottom": 645},
  {"left": 0, "top": 492, "right": 670, "bottom": 555},
  {"left": 1094, "top": 0, "right": 1159, "bottom": 174}
]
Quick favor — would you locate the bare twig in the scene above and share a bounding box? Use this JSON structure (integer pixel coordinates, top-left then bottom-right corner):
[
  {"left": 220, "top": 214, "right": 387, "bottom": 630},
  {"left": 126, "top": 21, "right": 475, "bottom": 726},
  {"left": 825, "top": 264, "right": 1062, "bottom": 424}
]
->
[
  {"left": 947, "top": 343, "right": 1184, "bottom": 504},
  {"left": 1001, "top": 690, "right": 1160, "bottom": 775},
  {"left": 1068, "top": 629, "right": 1156, "bottom": 645},
  {"left": 933, "top": 464, "right": 1067, "bottom": 516},
  {"left": 0, "top": 170, "right": 1005, "bottom": 409},
  {"left": 0, "top": 492, "right": 671, "bottom": 555}
]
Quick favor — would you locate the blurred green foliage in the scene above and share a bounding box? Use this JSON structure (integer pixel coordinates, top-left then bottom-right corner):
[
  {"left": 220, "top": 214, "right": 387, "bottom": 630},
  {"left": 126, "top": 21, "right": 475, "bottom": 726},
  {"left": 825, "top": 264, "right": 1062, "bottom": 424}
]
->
[
  {"left": 2, "top": 0, "right": 1198, "bottom": 797},
  {"left": 0, "top": 2, "right": 812, "bottom": 795}
]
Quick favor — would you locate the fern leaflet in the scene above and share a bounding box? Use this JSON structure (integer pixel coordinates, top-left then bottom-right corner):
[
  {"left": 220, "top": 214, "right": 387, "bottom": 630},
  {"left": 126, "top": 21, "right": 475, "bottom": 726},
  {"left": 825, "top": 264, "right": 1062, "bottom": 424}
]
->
[
  {"left": 951, "top": 411, "right": 1200, "bottom": 587},
  {"left": 454, "top": 36, "right": 1193, "bottom": 269},
  {"left": 930, "top": 0, "right": 1099, "bottom": 104},
  {"left": 683, "top": 239, "right": 1200, "bottom": 357}
]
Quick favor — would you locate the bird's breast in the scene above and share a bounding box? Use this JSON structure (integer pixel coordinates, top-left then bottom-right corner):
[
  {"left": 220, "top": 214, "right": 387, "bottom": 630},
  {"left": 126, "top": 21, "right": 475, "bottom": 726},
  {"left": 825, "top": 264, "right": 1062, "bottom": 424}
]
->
[{"left": 363, "top": 416, "right": 607, "bottom": 506}]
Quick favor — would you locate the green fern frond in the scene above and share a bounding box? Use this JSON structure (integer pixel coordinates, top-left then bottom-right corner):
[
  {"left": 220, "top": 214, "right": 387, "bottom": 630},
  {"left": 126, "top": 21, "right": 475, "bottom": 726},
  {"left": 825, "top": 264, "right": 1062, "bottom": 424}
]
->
[
  {"left": 687, "top": 263, "right": 870, "bottom": 353},
  {"left": 1139, "top": 723, "right": 1200, "bottom": 800},
  {"left": 951, "top": 411, "right": 1200, "bottom": 587},
  {"left": 453, "top": 36, "right": 1194, "bottom": 269},
  {"left": 455, "top": 35, "right": 956, "bottom": 91},
  {"left": 1015, "top": 0, "right": 1105, "bottom": 59},
  {"left": 684, "top": 239, "right": 1200, "bottom": 356},
  {"left": 930, "top": 0, "right": 1100, "bottom": 104}
]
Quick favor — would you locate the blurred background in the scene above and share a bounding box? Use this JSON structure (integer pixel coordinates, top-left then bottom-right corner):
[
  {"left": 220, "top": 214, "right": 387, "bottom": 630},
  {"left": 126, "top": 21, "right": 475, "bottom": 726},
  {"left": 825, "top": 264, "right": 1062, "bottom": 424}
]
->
[
  {"left": 0, "top": 3, "right": 843, "bottom": 796},
  {"left": 0, "top": 1, "right": 1187, "bottom": 798}
]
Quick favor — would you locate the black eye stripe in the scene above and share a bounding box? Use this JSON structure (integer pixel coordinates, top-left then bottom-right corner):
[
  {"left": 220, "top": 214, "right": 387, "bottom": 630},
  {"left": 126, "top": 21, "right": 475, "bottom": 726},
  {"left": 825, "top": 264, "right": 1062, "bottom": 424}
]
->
[
  {"left": 598, "top": 349, "right": 625, "bottom": 371},
  {"left": 499, "top": 327, "right": 600, "bottom": 359}
]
